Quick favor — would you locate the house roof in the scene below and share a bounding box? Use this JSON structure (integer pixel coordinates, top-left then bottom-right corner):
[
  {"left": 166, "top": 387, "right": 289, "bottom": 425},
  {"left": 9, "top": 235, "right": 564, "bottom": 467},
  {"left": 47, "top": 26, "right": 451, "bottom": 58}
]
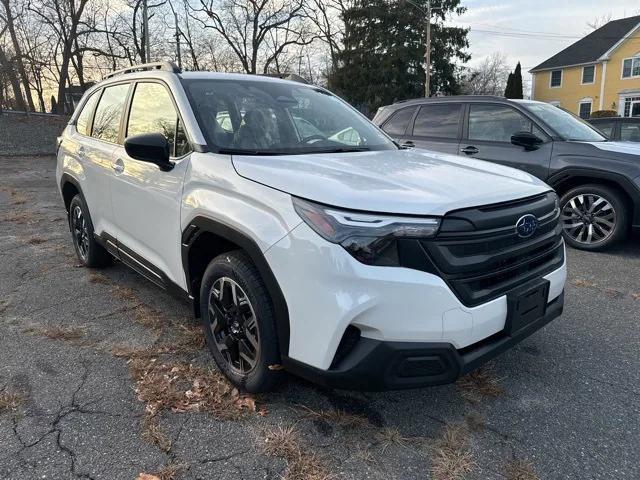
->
[{"left": 530, "top": 15, "right": 640, "bottom": 72}]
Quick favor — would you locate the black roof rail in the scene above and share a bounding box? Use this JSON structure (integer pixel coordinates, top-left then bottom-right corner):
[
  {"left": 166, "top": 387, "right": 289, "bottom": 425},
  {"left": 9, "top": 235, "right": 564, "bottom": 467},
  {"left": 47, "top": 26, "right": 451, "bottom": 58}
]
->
[
  {"left": 260, "top": 73, "right": 310, "bottom": 84},
  {"left": 103, "top": 61, "right": 181, "bottom": 80}
]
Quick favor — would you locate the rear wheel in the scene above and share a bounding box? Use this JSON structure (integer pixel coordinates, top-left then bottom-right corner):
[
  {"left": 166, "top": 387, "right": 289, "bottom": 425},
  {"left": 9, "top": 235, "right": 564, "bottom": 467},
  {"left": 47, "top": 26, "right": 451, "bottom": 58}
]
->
[
  {"left": 68, "top": 194, "right": 111, "bottom": 267},
  {"left": 559, "top": 185, "right": 628, "bottom": 251},
  {"left": 199, "top": 251, "right": 281, "bottom": 392}
]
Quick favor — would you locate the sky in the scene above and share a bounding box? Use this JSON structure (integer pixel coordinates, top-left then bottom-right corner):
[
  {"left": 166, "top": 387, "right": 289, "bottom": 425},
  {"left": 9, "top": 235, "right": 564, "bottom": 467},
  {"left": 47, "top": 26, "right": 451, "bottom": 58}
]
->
[{"left": 447, "top": 0, "right": 640, "bottom": 94}]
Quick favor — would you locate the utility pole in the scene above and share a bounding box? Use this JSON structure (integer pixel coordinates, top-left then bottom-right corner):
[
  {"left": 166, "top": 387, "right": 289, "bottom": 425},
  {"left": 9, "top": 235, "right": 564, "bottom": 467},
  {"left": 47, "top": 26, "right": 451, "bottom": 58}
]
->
[
  {"left": 168, "top": 0, "right": 182, "bottom": 69},
  {"left": 424, "top": 0, "right": 431, "bottom": 97},
  {"left": 143, "top": 0, "right": 151, "bottom": 63}
]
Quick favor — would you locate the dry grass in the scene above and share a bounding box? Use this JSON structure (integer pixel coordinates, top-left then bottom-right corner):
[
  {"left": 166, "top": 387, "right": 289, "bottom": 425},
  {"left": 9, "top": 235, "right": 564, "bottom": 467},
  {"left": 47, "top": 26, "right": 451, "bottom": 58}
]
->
[
  {"left": 375, "top": 426, "right": 425, "bottom": 453},
  {"left": 264, "top": 425, "right": 332, "bottom": 480},
  {"left": 128, "top": 359, "right": 254, "bottom": 418},
  {"left": 457, "top": 364, "right": 504, "bottom": 403},
  {"left": 141, "top": 414, "right": 172, "bottom": 453},
  {"left": 110, "top": 325, "right": 204, "bottom": 360},
  {"left": 505, "top": 459, "right": 539, "bottom": 480},
  {"left": 2, "top": 210, "right": 40, "bottom": 224},
  {"left": 134, "top": 305, "right": 168, "bottom": 331},
  {"left": 603, "top": 287, "right": 624, "bottom": 298},
  {"left": 111, "top": 284, "right": 141, "bottom": 304},
  {"left": 430, "top": 424, "right": 475, "bottom": 480},
  {"left": 296, "top": 404, "right": 369, "bottom": 429},
  {"left": 572, "top": 279, "right": 597, "bottom": 288},
  {"left": 89, "top": 273, "right": 110, "bottom": 284},
  {"left": 0, "top": 388, "right": 26, "bottom": 413},
  {"left": 0, "top": 299, "right": 9, "bottom": 317},
  {"left": 24, "top": 325, "right": 85, "bottom": 342},
  {"left": 632, "top": 293, "right": 640, "bottom": 301},
  {"left": 26, "top": 236, "right": 47, "bottom": 245},
  {"left": 137, "top": 463, "right": 187, "bottom": 480}
]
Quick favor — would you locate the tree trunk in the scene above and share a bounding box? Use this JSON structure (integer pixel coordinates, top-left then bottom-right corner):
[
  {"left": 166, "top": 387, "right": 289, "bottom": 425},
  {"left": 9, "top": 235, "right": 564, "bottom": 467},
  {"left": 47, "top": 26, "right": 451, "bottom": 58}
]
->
[
  {"left": 0, "top": 46, "right": 26, "bottom": 110},
  {"left": 2, "top": 0, "right": 35, "bottom": 111},
  {"left": 56, "top": 49, "right": 71, "bottom": 114}
]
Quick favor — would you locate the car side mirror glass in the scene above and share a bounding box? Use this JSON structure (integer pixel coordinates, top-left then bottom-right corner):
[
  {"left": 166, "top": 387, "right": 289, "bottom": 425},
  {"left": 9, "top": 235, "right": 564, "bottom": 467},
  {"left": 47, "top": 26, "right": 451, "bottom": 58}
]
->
[
  {"left": 511, "top": 131, "right": 544, "bottom": 151},
  {"left": 124, "top": 133, "right": 173, "bottom": 170}
]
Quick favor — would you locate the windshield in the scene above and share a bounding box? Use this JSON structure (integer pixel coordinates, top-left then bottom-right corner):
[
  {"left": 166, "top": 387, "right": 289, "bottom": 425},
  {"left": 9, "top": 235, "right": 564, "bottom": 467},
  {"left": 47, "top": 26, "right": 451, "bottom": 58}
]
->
[
  {"left": 522, "top": 102, "right": 606, "bottom": 142},
  {"left": 183, "top": 78, "right": 396, "bottom": 155}
]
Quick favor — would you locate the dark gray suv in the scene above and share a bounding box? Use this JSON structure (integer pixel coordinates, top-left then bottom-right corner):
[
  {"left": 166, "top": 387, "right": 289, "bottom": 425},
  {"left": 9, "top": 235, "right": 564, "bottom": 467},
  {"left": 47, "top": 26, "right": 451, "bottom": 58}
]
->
[{"left": 373, "top": 96, "right": 640, "bottom": 251}]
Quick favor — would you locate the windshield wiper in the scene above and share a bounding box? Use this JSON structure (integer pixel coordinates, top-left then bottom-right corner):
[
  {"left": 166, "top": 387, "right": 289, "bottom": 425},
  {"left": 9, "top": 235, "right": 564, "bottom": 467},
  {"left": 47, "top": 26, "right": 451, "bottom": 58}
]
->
[{"left": 307, "top": 147, "right": 371, "bottom": 153}]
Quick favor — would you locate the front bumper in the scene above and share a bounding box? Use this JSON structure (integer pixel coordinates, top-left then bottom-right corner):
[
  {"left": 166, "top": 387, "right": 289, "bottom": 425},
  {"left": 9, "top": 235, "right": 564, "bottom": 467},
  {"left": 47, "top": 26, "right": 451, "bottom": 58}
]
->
[{"left": 283, "top": 291, "right": 564, "bottom": 391}]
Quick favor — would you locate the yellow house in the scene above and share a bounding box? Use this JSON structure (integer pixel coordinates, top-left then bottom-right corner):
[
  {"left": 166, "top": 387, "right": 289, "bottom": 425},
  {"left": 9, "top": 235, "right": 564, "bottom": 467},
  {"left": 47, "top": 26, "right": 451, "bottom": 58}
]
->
[{"left": 531, "top": 15, "right": 640, "bottom": 119}]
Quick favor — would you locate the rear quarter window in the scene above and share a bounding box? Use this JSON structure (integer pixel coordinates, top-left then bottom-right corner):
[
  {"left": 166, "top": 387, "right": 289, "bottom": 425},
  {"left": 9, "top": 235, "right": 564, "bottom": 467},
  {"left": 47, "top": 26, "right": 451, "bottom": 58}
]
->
[
  {"left": 75, "top": 92, "right": 99, "bottom": 136},
  {"left": 382, "top": 107, "right": 416, "bottom": 136}
]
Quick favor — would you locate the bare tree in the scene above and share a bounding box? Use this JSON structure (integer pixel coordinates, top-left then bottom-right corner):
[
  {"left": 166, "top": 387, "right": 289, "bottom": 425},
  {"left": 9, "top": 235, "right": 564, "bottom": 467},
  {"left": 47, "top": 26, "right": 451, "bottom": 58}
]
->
[
  {"left": 587, "top": 13, "right": 612, "bottom": 32},
  {"left": 192, "top": 0, "right": 314, "bottom": 74},
  {"left": 460, "top": 52, "right": 510, "bottom": 96},
  {"left": 1, "top": 0, "right": 35, "bottom": 110}
]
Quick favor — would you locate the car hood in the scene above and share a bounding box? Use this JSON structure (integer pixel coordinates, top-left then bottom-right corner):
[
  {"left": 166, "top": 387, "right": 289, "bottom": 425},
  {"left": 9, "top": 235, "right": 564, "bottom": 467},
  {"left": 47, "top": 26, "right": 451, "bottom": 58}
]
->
[
  {"left": 232, "top": 148, "right": 552, "bottom": 215},
  {"left": 583, "top": 141, "right": 640, "bottom": 157}
]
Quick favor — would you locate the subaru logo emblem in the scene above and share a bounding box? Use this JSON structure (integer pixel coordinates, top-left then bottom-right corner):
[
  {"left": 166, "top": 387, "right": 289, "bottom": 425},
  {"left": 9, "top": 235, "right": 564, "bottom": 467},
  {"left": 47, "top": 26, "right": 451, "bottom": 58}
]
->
[{"left": 515, "top": 214, "right": 538, "bottom": 238}]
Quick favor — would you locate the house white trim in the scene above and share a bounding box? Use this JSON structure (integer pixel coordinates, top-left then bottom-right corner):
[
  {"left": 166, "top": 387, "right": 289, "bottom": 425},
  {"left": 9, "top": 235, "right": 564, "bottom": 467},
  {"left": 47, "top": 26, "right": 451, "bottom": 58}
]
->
[
  {"left": 599, "top": 61, "right": 607, "bottom": 110},
  {"left": 598, "top": 22, "right": 640, "bottom": 61}
]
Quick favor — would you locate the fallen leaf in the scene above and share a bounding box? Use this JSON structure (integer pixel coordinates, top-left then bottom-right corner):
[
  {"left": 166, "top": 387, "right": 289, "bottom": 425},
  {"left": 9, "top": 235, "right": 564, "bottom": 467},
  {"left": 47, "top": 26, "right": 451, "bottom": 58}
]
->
[{"left": 137, "top": 474, "right": 160, "bottom": 480}]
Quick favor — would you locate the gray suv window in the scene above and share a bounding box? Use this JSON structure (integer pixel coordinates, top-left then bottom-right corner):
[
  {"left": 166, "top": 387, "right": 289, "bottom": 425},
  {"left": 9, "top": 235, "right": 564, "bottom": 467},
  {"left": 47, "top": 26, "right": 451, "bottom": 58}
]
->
[
  {"left": 92, "top": 84, "right": 130, "bottom": 144},
  {"left": 412, "top": 104, "right": 461, "bottom": 138},
  {"left": 382, "top": 107, "right": 416, "bottom": 136},
  {"left": 469, "top": 104, "right": 533, "bottom": 142}
]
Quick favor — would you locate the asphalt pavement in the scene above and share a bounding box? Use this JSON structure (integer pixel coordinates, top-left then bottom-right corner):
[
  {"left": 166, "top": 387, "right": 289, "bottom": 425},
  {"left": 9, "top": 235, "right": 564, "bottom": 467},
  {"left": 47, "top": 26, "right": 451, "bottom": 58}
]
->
[{"left": 0, "top": 154, "right": 638, "bottom": 480}]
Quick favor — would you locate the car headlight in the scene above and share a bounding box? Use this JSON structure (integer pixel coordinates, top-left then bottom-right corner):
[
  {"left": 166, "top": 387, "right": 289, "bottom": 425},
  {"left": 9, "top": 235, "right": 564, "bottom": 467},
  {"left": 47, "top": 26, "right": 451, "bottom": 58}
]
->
[{"left": 292, "top": 197, "right": 441, "bottom": 266}]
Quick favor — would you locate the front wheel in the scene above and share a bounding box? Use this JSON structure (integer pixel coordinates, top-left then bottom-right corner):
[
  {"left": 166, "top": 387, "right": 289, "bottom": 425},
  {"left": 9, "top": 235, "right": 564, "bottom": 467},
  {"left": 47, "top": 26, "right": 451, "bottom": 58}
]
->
[
  {"left": 559, "top": 185, "right": 629, "bottom": 251},
  {"left": 68, "top": 194, "right": 112, "bottom": 267},
  {"left": 199, "top": 251, "right": 282, "bottom": 393}
]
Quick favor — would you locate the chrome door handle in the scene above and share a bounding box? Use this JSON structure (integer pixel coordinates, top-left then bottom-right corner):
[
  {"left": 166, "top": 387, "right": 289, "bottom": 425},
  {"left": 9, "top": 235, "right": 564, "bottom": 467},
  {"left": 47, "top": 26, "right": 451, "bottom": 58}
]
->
[
  {"left": 401, "top": 141, "right": 415, "bottom": 148},
  {"left": 460, "top": 146, "right": 479, "bottom": 155},
  {"left": 112, "top": 159, "right": 125, "bottom": 174}
]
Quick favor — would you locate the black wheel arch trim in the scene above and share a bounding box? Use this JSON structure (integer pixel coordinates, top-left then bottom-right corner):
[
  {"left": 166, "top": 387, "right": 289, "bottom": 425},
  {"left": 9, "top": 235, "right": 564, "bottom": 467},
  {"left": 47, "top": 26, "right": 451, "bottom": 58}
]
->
[
  {"left": 181, "top": 216, "right": 291, "bottom": 357},
  {"left": 547, "top": 167, "right": 640, "bottom": 226},
  {"left": 59, "top": 173, "right": 85, "bottom": 212}
]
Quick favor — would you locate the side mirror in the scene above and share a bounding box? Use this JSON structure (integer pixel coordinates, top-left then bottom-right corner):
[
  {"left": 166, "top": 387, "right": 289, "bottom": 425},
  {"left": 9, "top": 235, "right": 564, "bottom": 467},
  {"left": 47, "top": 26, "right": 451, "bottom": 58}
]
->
[
  {"left": 124, "top": 133, "right": 173, "bottom": 170},
  {"left": 511, "top": 131, "right": 544, "bottom": 151}
]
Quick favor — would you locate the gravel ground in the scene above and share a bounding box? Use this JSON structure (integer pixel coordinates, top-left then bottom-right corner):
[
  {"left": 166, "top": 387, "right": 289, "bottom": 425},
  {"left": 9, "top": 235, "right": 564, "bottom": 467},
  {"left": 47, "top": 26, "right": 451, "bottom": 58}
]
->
[{"left": 0, "top": 119, "right": 639, "bottom": 479}]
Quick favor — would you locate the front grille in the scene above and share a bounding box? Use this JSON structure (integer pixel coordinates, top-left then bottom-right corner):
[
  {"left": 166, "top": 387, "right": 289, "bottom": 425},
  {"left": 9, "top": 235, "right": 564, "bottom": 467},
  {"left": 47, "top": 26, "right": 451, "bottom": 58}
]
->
[{"left": 402, "top": 192, "right": 564, "bottom": 307}]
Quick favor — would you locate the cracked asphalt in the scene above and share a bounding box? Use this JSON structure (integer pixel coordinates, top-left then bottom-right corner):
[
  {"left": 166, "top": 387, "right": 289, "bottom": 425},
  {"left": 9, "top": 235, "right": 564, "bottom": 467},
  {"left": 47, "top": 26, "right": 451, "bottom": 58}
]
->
[{"left": 1, "top": 130, "right": 639, "bottom": 479}]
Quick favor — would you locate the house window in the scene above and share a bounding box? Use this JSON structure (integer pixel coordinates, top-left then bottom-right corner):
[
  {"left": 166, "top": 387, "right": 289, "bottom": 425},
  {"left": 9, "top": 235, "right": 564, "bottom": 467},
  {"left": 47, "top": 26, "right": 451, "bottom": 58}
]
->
[
  {"left": 622, "top": 57, "right": 640, "bottom": 78},
  {"left": 579, "top": 100, "right": 592, "bottom": 119},
  {"left": 550, "top": 70, "right": 562, "bottom": 87},
  {"left": 582, "top": 65, "right": 595, "bottom": 84},
  {"left": 623, "top": 97, "right": 640, "bottom": 117}
]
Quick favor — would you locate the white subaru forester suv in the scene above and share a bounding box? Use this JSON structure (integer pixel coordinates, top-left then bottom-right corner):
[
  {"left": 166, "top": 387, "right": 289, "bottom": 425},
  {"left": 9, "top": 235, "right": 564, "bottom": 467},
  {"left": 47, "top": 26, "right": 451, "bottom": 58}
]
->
[{"left": 57, "top": 62, "right": 567, "bottom": 392}]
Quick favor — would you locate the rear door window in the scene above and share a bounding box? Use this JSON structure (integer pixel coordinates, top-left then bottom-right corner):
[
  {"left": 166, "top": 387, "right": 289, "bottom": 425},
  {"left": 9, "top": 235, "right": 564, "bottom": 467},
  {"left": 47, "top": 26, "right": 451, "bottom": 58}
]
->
[
  {"left": 468, "top": 104, "right": 534, "bottom": 142},
  {"left": 75, "top": 92, "right": 99, "bottom": 136},
  {"left": 92, "top": 83, "right": 130, "bottom": 143},
  {"left": 382, "top": 107, "right": 416, "bottom": 136},
  {"left": 412, "top": 104, "right": 462, "bottom": 138},
  {"left": 620, "top": 123, "right": 640, "bottom": 142}
]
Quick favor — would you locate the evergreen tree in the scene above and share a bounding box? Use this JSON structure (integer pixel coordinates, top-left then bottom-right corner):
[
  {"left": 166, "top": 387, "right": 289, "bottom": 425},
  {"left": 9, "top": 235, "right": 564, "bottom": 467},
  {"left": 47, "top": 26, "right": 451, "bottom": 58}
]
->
[
  {"left": 504, "top": 62, "right": 523, "bottom": 99},
  {"left": 504, "top": 72, "right": 514, "bottom": 98},
  {"left": 328, "top": 0, "right": 469, "bottom": 114},
  {"left": 513, "top": 62, "right": 524, "bottom": 99}
]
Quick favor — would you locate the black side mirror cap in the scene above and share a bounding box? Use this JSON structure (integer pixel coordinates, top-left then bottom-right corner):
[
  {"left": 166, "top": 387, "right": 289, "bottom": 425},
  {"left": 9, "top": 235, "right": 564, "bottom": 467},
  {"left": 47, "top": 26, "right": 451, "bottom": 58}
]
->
[
  {"left": 124, "top": 133, "right": 173, "bottom": 170},
  {"left": 511, "top": 131, "right": 544, "bottom": 151}
]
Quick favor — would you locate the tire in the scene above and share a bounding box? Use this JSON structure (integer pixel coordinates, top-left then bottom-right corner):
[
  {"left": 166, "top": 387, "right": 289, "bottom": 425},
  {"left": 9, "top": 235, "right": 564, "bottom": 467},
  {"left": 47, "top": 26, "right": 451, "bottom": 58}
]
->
[
  {"left": 199, "top": 251, "right": 282, "bottom": 393},
  {"left": 68, "top": 194, "right": 112, "bottom": 267},
  {"left": 559, "top": 184, "right": 629, "bottom": 251}
]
